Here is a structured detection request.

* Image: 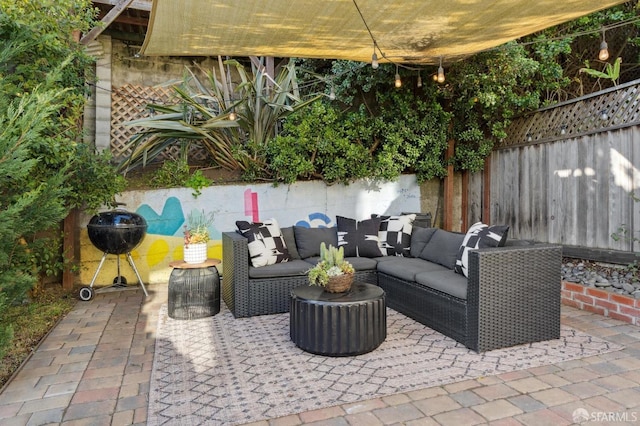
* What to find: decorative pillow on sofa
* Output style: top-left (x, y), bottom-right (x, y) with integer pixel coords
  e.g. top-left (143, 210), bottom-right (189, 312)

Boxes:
top-left (336, 216), bottom-right (382, 257)
top-left (236, 218), bottom-right (291, 268)
top-left (373, 214), bottom-right (416, 256)
top-left (454, 222), bottom-right (510, 277)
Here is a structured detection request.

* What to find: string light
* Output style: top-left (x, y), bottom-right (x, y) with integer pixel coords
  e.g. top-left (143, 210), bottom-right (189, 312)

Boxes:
top-left (598, 28), bottom-right (609, 61)
top-left (329, 85), bottom-right (336, 100)
top-left (395, 65), bottom-right (402, 88)
top-left (437, 57), bottom-right (445, 83)
top-left (229, 109), bottom-right (237, 120)
top-left (372, 51), bottom-right (379, 69)
top-left (417, 73), bottom-right (422, 88)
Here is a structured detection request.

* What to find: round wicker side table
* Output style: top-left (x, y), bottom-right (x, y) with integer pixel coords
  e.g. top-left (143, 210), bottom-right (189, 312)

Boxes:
top-left (168, 258), bottom-right (221, 320)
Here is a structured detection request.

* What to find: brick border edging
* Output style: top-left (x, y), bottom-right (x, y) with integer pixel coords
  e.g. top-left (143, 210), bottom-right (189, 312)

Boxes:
top-left (562, 281), bottom-right (640, 325)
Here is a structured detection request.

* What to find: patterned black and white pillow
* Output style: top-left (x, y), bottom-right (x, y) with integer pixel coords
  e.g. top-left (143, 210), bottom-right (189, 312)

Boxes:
top-left (454, 222), bottom-right (509, 277)
top-left (236, 218), bottom-right (291, 268)
top-left (336, 216), bottom-right (382, 258)
top-left (373, 214), bottom-right (416, 256)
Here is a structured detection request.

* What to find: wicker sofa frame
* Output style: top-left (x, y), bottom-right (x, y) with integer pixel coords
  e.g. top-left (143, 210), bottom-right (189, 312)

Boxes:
top-left (377, 244), bottom-right (562, 352)
top-left (222, 231), bottom-right (377, 318)
top-left (222, 230), bottom-right (562, 352)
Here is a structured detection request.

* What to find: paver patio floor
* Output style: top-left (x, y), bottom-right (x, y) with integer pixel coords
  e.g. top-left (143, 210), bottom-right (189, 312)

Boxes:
top-left (1, 284), bottom-right (640, 425)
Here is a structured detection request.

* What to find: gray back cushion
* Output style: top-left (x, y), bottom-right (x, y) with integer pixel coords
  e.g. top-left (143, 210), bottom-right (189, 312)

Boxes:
top-left (293, 226), bottom-right (338, 259)
top-left (419, 229), bottom-right (465, 270)
top-left (409, 227), bottom-right (438, 258)
top-left (280, 226), bottom-right (300, 260)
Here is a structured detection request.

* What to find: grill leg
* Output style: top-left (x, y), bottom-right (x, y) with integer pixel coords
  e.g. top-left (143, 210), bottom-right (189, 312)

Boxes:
top-left (88, 252), bottom-right (109, 288)
top-left (126, 252), bottom-right (148, 297)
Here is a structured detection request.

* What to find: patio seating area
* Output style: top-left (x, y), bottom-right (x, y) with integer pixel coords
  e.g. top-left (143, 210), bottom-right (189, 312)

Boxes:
top-left (1, 285), bottom-right (640, 425)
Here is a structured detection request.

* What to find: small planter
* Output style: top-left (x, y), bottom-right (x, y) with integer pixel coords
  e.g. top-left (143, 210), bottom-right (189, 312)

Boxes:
top-left (325, 273), bottom-right (354, 293)
top-left (183, 242), bottom-right (208, 264)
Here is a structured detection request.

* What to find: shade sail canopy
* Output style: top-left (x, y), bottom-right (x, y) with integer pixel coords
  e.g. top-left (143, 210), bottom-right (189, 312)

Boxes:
top-left (140, 0), bottom-right (625, 65)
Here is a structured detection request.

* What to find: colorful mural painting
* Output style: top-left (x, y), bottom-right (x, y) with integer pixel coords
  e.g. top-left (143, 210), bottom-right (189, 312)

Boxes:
top-left (79, 175), bottom-right (422, 286)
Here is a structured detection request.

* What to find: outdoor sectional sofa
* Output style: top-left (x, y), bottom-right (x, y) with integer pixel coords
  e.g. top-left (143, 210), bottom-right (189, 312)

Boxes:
top-left (222, 219), bottom-right (562, 352)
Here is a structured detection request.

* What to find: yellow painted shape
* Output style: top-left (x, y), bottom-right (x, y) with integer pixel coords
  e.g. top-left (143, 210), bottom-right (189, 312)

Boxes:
top-left (147, 239), bottom-right (170, 267)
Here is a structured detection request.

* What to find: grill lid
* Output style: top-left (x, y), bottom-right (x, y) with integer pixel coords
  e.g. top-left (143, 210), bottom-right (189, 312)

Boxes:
top-left (87, 209), bottom-right (147, 254)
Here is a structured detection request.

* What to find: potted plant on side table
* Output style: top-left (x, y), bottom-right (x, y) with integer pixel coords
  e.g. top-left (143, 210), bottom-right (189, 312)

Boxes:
top-left (183, 210), bottom-right (215, 264)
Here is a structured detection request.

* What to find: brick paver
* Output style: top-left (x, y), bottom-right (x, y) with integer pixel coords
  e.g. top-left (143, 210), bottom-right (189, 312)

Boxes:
top-left (1, 286), bottom-right (639, 426)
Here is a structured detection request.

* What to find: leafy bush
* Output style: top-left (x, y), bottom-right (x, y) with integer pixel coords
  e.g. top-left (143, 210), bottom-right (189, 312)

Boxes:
top-left (267, 62), bottom-right (451, 184)
top-left (0, 0), bottom-right (124, 358)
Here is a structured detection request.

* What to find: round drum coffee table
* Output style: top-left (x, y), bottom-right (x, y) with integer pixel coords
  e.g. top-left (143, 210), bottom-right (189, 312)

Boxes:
top-left (290, 282), bottom-right (386, 356)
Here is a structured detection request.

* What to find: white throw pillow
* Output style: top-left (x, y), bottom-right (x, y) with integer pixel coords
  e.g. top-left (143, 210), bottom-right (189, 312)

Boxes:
top-left (236, 218), bottom-right (291, 267)
top-left (454, 222), bottom-right (509, 277)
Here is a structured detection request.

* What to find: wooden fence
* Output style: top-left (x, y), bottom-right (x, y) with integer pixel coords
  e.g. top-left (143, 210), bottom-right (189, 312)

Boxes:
top-left (469, 79), bottom-right (640, 254)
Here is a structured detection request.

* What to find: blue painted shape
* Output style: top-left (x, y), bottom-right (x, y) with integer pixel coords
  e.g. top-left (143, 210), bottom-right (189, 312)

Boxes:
top-left (295, 212), bottom-right (333, 228)
top-left (136, 196), bottom-right (185, 236)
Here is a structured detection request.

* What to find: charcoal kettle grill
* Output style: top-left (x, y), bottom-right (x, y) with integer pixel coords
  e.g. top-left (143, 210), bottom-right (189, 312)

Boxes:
top-left (79, 207), bottom-right (149, 301)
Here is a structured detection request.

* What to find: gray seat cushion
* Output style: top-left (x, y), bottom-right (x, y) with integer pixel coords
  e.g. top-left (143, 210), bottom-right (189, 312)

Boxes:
top-left (345, 256), bottom-right (378, 271)
top-left (248, 259), bottom-right (311, 278)
top-left (415, 269), bottom-right (468, 300)
top-left (377, 258), bottom-right (450, 282)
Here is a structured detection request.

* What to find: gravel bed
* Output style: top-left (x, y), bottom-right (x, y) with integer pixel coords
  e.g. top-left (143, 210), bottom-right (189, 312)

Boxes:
top-left (562, 257), bottom-right (640, 299)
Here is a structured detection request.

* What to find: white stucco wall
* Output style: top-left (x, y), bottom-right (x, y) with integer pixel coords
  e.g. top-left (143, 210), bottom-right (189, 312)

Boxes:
top-left (79, 175), bottom-right (424, 286)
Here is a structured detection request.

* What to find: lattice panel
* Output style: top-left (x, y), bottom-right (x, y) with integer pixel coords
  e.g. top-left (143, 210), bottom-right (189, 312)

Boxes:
top-left (110, 84), bottom-right (209, 163)
top-left (499, 79), bottom-right (640, 149)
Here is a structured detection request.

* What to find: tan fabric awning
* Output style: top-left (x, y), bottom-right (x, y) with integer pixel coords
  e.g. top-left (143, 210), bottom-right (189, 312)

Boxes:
top-left (140, 0), bottom-right (625, 65)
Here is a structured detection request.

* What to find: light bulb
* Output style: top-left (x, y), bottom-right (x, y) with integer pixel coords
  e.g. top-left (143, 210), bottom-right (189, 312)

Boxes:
top-left (395, 73), bottom-right (402, 88)
top-left (372, 52), bottom-right (379, 69)
top-left (329, 86), bottom-right (336, 100)
top-left (437, 65), bottom-right (445, 83)
top-left (229, 110), bottom-right (237, 121)
top-left (417, 74), bottom-right (422, 88)
top-left (598, 40), bottom-right (609, 61)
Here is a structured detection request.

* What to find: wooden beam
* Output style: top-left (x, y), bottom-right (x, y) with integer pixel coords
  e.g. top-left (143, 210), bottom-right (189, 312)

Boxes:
top-left (482, 156), bottom-right (491, 224)
top-left (461, 170), bottom-right (468, 231)
top-left (443, 138), bottom-right (455, 231)
top-left (98, 14), bottom-right (148, 27)
top-left (563, 245), bottom-right (640, 265)
top-left (100, 30), bottom-right (146, 43)
top-left (62, 209), bottom-right (78, 291)
top-left (82, 0), bottom-right (135, 45)
top-left (92, 0), bottom-right (151, 12)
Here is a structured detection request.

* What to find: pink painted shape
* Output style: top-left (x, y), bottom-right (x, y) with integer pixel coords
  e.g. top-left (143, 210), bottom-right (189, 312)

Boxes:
top-left (244, 189), bottom-right (259, 222)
